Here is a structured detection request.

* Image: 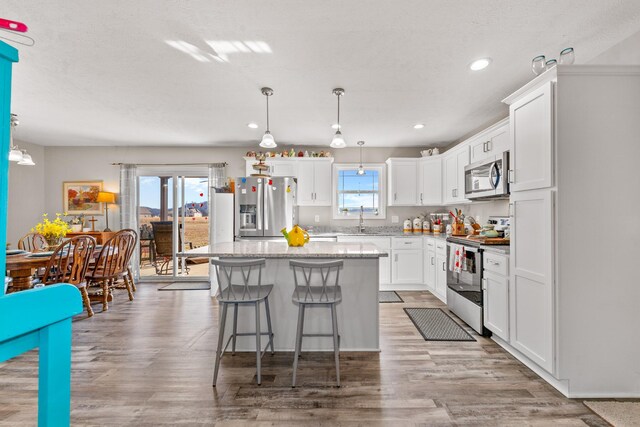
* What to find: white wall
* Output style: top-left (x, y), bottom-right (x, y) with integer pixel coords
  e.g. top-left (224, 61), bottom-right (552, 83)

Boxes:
top-left (589, 29), bottom-right (640, 65)
top-left (6, 140), bottom-right (45, 247)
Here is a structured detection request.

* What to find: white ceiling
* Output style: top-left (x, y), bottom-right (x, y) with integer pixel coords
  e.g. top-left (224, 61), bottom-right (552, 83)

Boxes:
top-left (4, 1), bottom-right (640, 148)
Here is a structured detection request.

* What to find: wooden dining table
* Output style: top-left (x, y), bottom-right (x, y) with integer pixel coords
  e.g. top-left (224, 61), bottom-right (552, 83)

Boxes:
top-left (5, 253), bottom-right (51, 291)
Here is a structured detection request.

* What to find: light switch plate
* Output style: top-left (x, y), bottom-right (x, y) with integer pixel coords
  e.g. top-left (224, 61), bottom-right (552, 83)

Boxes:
top-left (391, 215), bottom-right (399, 223)
top-left (314, 215), bottom-right (320, 223)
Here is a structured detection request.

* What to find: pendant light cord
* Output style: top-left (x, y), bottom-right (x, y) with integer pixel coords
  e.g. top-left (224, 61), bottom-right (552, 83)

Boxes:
top-left (266, 94), bottom-right (270, 132)
top-left (337, 94), bottom-right (340, 128)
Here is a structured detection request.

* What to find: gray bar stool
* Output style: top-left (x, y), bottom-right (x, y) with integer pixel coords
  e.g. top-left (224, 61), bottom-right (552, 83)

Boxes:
top-left (211, 258), bottom-right (274, 386)
top-left (289, 259), bottom-right (343, 388)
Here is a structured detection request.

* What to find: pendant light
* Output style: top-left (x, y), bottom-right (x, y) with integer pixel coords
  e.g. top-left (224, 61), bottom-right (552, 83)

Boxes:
top-left (330, 88), bottom-right (346, 148)
top-left (8, 113), bottom-right (23, 162)
top-left (18, 150), bottom-right (35, 166)
top-left (259, 87), bottom-right (276, 148)
top-left (356, 140), bottom-right (365, 175)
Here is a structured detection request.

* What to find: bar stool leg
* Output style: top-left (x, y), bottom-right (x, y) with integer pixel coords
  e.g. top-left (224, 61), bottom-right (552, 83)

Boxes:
top-left (213, 303), bottom-right (228, 387)
top-left (232, 303), bottom-right (238, 355)
top-left (264, 298), bottom-right (275, 355)
top-left (292, 304), bottom-right (305, 388)
top-left (331, 304), bottom-right (340, 387)
top-left (255, 301), bottom-right (262, 385)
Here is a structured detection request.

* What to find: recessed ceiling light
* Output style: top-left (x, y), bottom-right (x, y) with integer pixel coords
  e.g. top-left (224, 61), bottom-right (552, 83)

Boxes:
top-left (413, 124), bottom-right (425, 129)
top-left (247, 122), bottom-right (258, 129)
top-left (470, 58), bottom-right (492, 71)
top-left (331, 123), bottom-right (341, 130)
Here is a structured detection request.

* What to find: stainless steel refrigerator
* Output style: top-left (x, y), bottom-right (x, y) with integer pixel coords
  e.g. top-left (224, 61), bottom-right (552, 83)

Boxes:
top-left (235, 176), bottom-right (297, 238)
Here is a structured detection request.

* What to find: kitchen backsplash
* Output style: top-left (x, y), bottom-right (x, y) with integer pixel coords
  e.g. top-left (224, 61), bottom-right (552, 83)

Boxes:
top-left (298, 199), bottom-right (509, 229)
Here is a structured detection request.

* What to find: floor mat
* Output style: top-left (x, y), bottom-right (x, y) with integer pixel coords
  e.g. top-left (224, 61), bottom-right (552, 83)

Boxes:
top-left (404, 308), bottom-right (475, 341)
top-left (584, 401), bottom-right (640, 426)
top-left (379, 291), bottom-right (404, 303)
top-left (158, 282), bottom-right (211, 291)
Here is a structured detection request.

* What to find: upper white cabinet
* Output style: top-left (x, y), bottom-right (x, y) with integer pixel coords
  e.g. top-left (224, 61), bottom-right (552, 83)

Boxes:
top-left (418, 157), bottom-right (442, 205)
top-left (506, 81), bottom-right (554, 192)
top-left (296, 159), bottom-right (333, 206)
top-left (469, 119), bottom-right (510, 164)
top-left (267, 159), bottom-right (298, 177)
top-left (443, 145), bottom-right (470, 205)
top-left (386, 158), bottom-right (418, 206)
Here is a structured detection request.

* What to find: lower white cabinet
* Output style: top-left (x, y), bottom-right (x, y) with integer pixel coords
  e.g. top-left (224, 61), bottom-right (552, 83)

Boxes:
top-left (392, 249), bottom-right (423, 284)
top-left (435, 246), bottom-right (447, 302)
top-left (424, 237), bottom-right (447, 302)
top-left (424, 242), bottom-right (436, 292)
top-left (483, 251), bottom-right (510, 341)
top-left (336, 236), bottom-right (390, 286)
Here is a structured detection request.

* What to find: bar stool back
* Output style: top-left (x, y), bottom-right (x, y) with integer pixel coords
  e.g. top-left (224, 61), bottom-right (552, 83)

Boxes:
top-left (289, 259), bottom-right (343, 387)
top-left (211, 258), bottom-right (274, 386)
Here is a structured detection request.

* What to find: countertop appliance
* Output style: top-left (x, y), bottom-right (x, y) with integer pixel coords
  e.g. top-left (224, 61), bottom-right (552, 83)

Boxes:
top-left (464, 151), bottom-right (509, 200)
top-left (446, 216), bottom-right (510, 336)
top-left (235, 176), bottom-right (297, 238)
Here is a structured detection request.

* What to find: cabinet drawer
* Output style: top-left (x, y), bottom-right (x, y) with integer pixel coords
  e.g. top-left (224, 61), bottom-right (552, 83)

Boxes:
top-left (392, 237), bottom-right (423, 250)
top-left (435, 240), bottom-right (446, 254)
top-left (484, 252), bottom-right (508, 276)
top-left (425, 237), bottom-right (435, 248)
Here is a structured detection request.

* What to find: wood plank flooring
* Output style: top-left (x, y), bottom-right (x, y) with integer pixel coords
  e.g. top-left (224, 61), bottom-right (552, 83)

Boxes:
top-left (0, 285), bottom-right (607, 426)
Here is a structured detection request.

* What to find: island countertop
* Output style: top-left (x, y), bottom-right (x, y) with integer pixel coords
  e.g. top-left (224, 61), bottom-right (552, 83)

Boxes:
top-left (178, 241), bottom-right (389, 259)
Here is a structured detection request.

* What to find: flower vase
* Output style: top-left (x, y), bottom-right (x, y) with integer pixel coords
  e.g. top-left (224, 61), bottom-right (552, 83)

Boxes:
top-left (71, 224), bottom-right (83, 232)
top-left (45, 237), bottom-right (62, 250)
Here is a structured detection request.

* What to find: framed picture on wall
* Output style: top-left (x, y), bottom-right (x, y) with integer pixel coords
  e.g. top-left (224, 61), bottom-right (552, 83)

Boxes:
top-left (63, 181), bottom-right (104, 215)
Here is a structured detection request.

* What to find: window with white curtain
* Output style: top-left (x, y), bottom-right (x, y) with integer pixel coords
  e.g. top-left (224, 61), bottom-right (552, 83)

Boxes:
top-left (333, 164), bottom-right (386, 219)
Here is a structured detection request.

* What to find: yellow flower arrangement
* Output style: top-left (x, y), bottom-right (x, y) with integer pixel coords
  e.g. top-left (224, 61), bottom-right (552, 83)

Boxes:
top-left (32, 213), bottom-right (71, 241)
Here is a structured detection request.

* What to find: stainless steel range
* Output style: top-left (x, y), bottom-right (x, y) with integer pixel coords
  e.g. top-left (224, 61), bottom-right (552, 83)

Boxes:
top-left (445, 217), bottom-right (509, 336)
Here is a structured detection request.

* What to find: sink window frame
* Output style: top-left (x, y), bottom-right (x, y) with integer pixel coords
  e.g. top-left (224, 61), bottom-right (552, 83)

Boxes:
top-left (332, 163), bottom-right (386, 220)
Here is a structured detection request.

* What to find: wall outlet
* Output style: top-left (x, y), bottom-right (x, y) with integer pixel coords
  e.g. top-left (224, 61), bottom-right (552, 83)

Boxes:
top-left (391, 215), bottom-right (399, 223)
top-left (314, 215), bottom-right (320, 223)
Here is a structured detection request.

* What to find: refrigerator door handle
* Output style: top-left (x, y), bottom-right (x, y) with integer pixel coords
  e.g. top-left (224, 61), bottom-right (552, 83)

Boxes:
top-left (256, 183), bottom-right (262, 231)
top-left (263, 182), bottom-right (269, 231)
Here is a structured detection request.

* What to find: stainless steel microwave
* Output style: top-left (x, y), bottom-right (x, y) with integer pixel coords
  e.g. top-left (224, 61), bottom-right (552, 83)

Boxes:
top-left (464, 151), bottom-right (509, 200)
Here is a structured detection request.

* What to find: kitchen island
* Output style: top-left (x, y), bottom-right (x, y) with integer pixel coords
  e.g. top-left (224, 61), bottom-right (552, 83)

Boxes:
top-left (179, 241), bottom-right (388, 351)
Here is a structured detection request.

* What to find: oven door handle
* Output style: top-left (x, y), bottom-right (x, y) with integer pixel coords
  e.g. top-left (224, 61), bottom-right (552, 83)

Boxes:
top-left (489, 161), bottom-right (499, 190)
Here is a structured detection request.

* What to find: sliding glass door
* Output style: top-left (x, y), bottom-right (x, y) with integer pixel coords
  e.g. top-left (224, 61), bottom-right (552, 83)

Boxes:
top-left (137, 169), bottom-right (210, 281)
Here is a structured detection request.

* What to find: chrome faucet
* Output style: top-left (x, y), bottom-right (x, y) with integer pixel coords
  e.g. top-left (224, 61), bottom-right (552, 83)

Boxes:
top-left (359, 205), bottom-right (365, 233)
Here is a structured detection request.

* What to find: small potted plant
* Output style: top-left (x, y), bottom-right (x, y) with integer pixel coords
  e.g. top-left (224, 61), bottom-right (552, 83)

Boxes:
top-left (67, 213), bottom-right (85, 232)
top-left (32, 213), bottom-right (71, 249)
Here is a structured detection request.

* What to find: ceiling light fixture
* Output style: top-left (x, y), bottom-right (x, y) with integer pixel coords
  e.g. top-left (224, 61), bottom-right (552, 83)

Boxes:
top-left (247, 122), bottom-right (258, 129)
top-left (470, 58), bottom-right (491, 71)
top-left (331, 123), bottom-right (341, 130)
top-left (18, 151), bottom-right (35, 166)
top-left (413, 123), bottom-right (425, 129)
top-left (8, 113), bottom-right (32, 164)
top-left (357, 141), bottom-right (366, 175)
top-left (259, 87), bottom-right (277, 148)
top-left (330, 88), bottom-right (346, 148)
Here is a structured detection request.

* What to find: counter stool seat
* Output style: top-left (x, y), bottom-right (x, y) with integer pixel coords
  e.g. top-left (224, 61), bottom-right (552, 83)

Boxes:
top-left (211, 258), bottom-right (274, 387)
top-left (289, 259), bottom-right (343, 388)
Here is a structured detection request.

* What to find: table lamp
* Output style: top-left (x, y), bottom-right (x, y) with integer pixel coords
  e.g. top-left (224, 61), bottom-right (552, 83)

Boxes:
top-left (96, 191), bottom-right (116, 232)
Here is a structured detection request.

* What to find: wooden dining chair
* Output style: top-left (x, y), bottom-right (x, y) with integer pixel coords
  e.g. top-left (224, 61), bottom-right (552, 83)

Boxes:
top-left (151, 221), bottom-right (190, 275)
top-left (113, 229), bottom-right (138, 294)
top-left (41, 235), bottom-right (97, 317)
top-left (17, 232), bottom-right (47, 253)
top-left (86, 229), bottom-right (137, 312)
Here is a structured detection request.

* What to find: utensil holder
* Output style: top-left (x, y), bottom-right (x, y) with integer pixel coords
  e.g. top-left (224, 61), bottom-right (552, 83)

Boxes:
top-left (452, 222), bottom-right (466, 236)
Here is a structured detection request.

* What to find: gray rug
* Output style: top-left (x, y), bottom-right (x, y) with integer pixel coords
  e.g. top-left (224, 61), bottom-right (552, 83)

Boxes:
top-left (404, 308), bottom-right (475, 341)
top-left (584, 401), bottom-right (640, 426)
top-left (379, 291), bottom-right (404, 303)
top-left (158, 282), bottom-right (211, 291)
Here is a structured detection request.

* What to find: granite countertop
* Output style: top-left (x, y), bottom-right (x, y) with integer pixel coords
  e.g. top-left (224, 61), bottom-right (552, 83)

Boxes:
top-left (178, 241), bottom-right (389, 259)
top-left (306, 226), bottom-right (449, 239)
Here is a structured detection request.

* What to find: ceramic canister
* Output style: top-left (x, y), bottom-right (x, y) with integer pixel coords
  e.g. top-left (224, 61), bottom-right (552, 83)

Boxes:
top-left (403, 219), bottom-right (413, 233)
top-left (413, 217), bottom-right (423, 233)
top-left (422, 220), bottom-right (431, 234)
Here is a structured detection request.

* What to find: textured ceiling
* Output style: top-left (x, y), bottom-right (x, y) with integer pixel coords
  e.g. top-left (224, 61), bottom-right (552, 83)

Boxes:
top-left (3, 0), bottom-right (640, 147)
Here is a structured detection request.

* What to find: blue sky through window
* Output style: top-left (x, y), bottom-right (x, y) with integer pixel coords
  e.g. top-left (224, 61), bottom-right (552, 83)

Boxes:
top-left (337, 169), bottom-right (380, 214)
top-left (139, 176), bottom-right (208, 210)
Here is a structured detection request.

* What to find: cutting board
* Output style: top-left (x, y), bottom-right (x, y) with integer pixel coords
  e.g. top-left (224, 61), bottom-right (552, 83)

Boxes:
top-left (465, 235), bottom-right (510, 245)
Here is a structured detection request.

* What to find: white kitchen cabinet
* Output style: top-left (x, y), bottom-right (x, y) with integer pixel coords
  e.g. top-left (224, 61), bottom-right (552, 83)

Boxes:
top-left (483, 252), bottom-right (510, 341)
top-left (267, 159), bottom-right (298, 177)
top-left (424, 238), bottom-right (436, 292)
top-left (336, 236), bottom-right (391, 287)
top-left (509, 189), bottom-right (554, 373)
top-left (435, 248), bottom-right (447, 302)
top-left (391, 237), bottom-right (423, 286)
top-left (443, 145), bottom-right (470, 204)
top-left (418, 157), bottom-right (442, 206)
top-left (469, 120), bottom-right (510, 164)
top-left (295, 159), bottom-right (333, 206)
top-left (386, 158), bottom-right (418, 206)
top-left (508, 81), bottom-right (554, 192)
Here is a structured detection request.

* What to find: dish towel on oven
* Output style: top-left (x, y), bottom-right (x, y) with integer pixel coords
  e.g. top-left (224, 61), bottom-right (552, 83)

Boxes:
top-left (449, 244), bottom-right (466, 273)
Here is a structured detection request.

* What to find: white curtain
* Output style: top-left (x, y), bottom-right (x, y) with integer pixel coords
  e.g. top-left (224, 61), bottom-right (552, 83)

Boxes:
top-left (208, 163), bottom-right (227, 295)
top-left (120, 164), bottom-right (139, 281)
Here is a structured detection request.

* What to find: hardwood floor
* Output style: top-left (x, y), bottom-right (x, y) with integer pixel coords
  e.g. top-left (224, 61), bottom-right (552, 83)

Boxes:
top-left (0, 285), bottom-right (607, 426)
